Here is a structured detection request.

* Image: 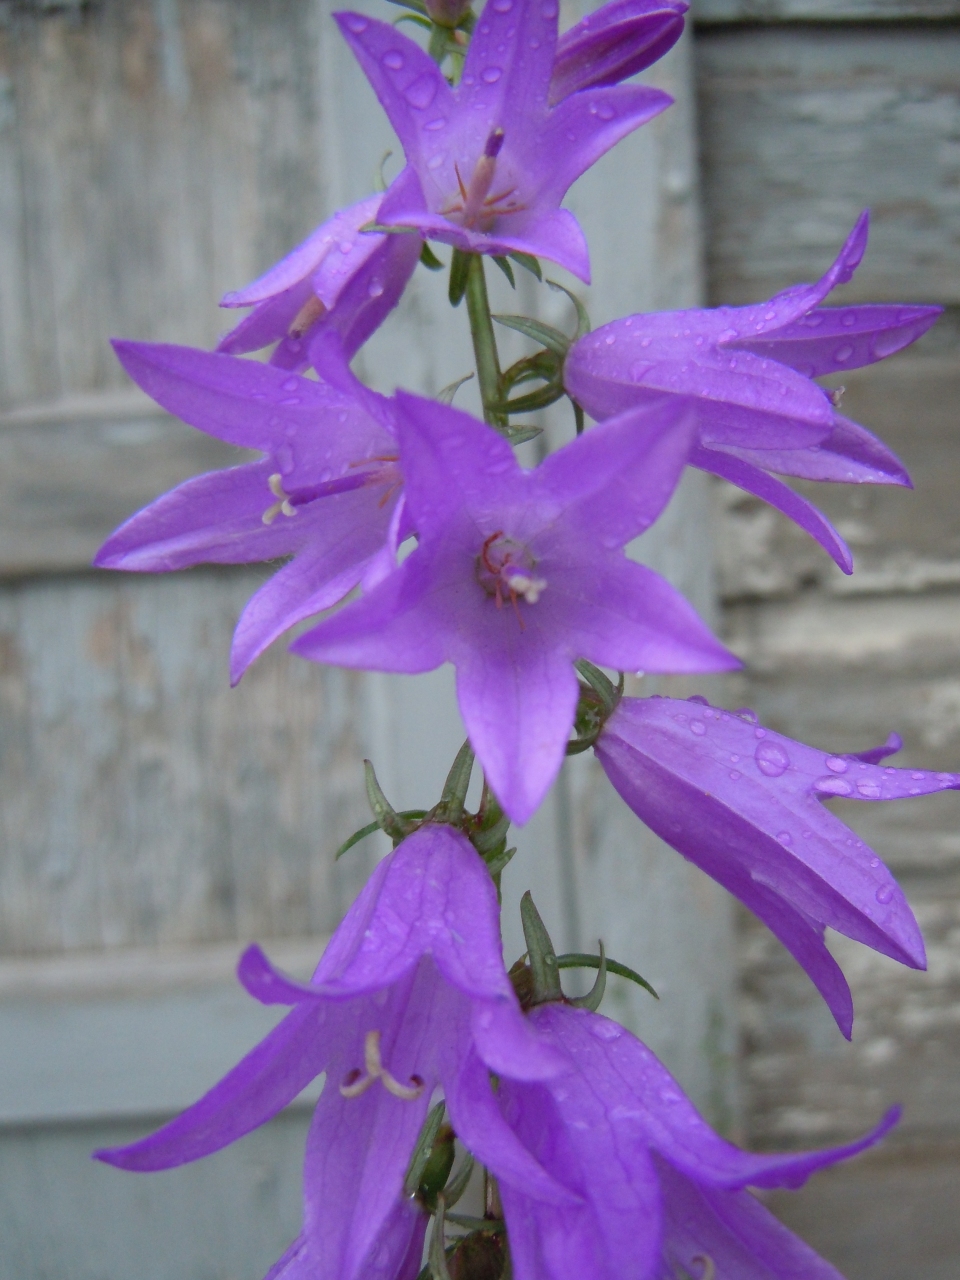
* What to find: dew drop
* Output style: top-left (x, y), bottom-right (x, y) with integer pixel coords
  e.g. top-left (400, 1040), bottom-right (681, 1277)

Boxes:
top-left (339, 239), bottom-right (354, 254)
top-left (344, 13), bottom-right (368, 31)
top-left (834, 344), bottom-right (854, 362)
top-left (911, 772), bottom-right (925, 781)
top-left (764, 310), bottom-right (776, 321)
top-left (755, 727), bottom-right (767, 739)
top-left (481, 65), bottom-right (503, 84)
top-left (805, 312), bottom-right (823, 328)
top-left (604, 334), bottom-right (616, 345)
top-left (842, 312), bottom-right (856, 327)
top-left (382, 50), bottom-right (405, 70)
top-left (857, 781), bottom-right (882, 798)
top-left (687, 694), bottom-right (709, 705)
top-left (591, 100), bottom-right (615, 120)
top-left (590, 1019), bottom-right (621, 1041)
top-left (825, 756), bottom-right (849, 774)
top-left (802, 830), bottom-right (813, 839)
top-left (870, 857), bottom-right (881, 868)
top-left (729, 770), bottom-right (741, 780)
top-left (280, 396), bottom-right (301, 406)
top-left (814, 776), bottom-right (853, 796)
top-left (777, 830), bottom-right (793, 844)
top-left (425, 116), bottom-right (447, 131)
top-left (735, 707), bottom-right (758, 724)
top-left (755, 741), bottom-right (789, 777)
top-left (404, 74), bottom-right (438, 110)
top-left (282, 377), bottom-right (299, 392)
top-left (275, 443), bottom-right (294, 474)
top-left (691, 720), bottom-right (706, 736)
top-left (368, 279), bottom-right (384, 298)
top-left (875, 884), bottom-right (894, 905)
top-left (427, 153), bottom-right (446, 170)
top-left (730, 754), bottom-right (740, 763)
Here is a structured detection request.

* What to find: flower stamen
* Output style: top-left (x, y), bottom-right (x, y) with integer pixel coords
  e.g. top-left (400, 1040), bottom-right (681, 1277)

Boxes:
top-left (477, 532), bottom-right (546, 627)
top-left (262, 473), bottom-right (298, 525)
top-left (441, 130), bottom-right (526, 229)
top-left (288, 293), bottom-right (327, 339)
top-left (339, 1029), bottom-right (425, 1101)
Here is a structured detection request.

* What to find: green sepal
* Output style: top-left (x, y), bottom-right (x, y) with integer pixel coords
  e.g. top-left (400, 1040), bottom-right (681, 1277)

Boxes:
top-left (383, 0), bottom-right (429, 13)
top-left (546, 279), bottom-right (591, 339)
top-left (359, 220), bottom-right (420, 236)
top-left (437, 372), bottom-right (474, 405)
top-left (420, 242), bottom-right (446, 271)
top-left (449, 248), bottom-right (472, 307)
top-left (520, 891), bottom-right (562, 1005)
top-left (404, 1101), bottom-right (448, 1196)
top-left (503, 423), bottom-right (542, 445)
top-left (397, 12), bottom-right (433, 29)
top-left (496, 381), bottom-right (565, 416)
top-left (484, 845), bottom-right (516, 878)
top-left (429, 1196), bottom-right (453, 1280)
top-left (418, 1131), bottom-right (456, 1210)
top-left (443, 1153), bottom-right (475, 1209)
top-left (573, 399), bottom-right (585, 436)
top-left (428, 23), bottom-right (450, 62)
top-left (335, 811), bottom-right (428, 860)
top-left (502, 349), bottom-right (561, 390)
top-left (492, 256), bottom-right (516, 289)
top-left (508, 251), bottom-right (542, 281)
top-left (569, 941), bottom-right (607, 1011)
top-left (556, 951), bottom-right (658, 1000)
top-left (446, 1215), bottom-right (506, 1234)
top-left (438, 740), bottom-right (475, 825)
top-left (492, 313), bottom-right (570, 357)
top-left (574, 660), bottom-right (622, 715)
top-left (472, 813), bottom-right (509, 858)
top-left (364, 759), bottom-right (415, 844)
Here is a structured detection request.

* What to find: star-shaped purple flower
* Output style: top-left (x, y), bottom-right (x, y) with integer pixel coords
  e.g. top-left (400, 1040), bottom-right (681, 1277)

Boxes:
top-left (94, 341), bottom-right (407, 683)
top-left (292, 394), bottom-right (738, 824)
top-left (595, 694), bottom-right (960, 1035)
top-left (96, 825), bottom-right (572, 1280)
top-left (564, 212), bottom-right (942, 570)
top-left (498, 1001), bottom-right (898, 1280)
top-left (334, 0), bottom-right (673, 281)
top-left (217, 187), bottom-right (422, 373)
top-left (550, 0), bottom-right (687, 104)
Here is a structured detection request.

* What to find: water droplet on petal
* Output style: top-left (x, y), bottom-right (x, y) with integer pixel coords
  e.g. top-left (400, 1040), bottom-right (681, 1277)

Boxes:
top-left (282, 377), bottom-right (299, 392)
top-left (383, 50), bottom-right (405, 70)
top-left (842, 312), bottom-right (856, 327)
top-left (427, 153), bottom-right (446, 170)
top-left (425, 116), bottom-right (447, 131)
top-left (344, 13), bottom-right (368, 31)
top-left (857, 781), bottom-right (882, 798)
top-left (755, 727), bottom-right (766, 739)
top-left (691, 720), bottom-right (706, 736)
top-left (729, 770), bottom-right (741, 780)
top-left (275, 443), bottom-right (294, 474)
top-left (481, 65), bottom-right (503, 84)
top-left (870, 857), bottom-right (881, 868)
top-left (405, 74), bottom-right (438, 110)
top-left (876, 884), bottom-right (894, 905)
top-left (687, 694), bottom-right (709, 706)
top-left (368, 279), bottom-right (384, 298)
top-left (815, 776), bottom-right (853, 796)
top-left (280, 396), bottom-right (301, 406)
top-left (590, 1019), bottom-right (621, 1041)
top-left (834, 344), bottom-right (854, 362)
top-left (735, 707), bottom-right (758, 724)
top-left (755, 740), bottom-right (789, 777)
top-left (777, 830), bottom-right (793, 844)
top-left (825, 756), bottom-right (849, 774)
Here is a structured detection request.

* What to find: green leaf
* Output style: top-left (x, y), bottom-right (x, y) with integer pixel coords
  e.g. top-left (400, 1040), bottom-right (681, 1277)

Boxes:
top-left (396, 12), bottom-right (433, 29)
top-left (420, 242), bottom-right (446, 271)
top-left (492, 313), bottom-right (570, 356)
top-left (335, 810), bottom-right (428, 859)
top-left (403, 1102), bottom-right (447, 1196)
top-left (364, 760), bottom-right (415, 843)
top-left (429, 1198), bottom-right (452, 1280)
top-left (508, 251), bottom-right (542, 281)
top-left (569, 941), bottom-right (607, 1012)
top-left (443, 1154), bottom-right (475, 1209)
top-left (498, 382), bottom-right (565, 416)
top-left (556, 951), bottom-right (658, 1000)
top-left (492, 256), bottom-right (516, 289)
top-left (546, 279), bottom-right (591, 339)
top-left (436, 372), bottom-right (474, 406)
top-left (573, 398), bottom-right (585, 436)
top-left (520, 891), bottom-right (562, 1004)
top-left (449, 248), bottom-right (471, 307)
top-left (439, 740), bottom-right (475, 824)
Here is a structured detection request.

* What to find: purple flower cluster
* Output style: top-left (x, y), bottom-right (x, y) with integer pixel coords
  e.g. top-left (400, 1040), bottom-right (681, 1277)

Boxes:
top-left (93, 0), bottom-right (949, 1276)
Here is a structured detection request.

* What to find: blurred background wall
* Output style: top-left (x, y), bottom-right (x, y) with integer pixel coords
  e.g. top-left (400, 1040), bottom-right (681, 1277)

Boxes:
top-left (0, 0), bottom-right (956, 1277)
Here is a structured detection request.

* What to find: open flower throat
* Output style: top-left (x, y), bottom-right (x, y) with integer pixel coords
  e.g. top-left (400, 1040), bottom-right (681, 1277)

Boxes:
top-left (441, 129), bottom-right (524, 231)
top-left (476, 531), bottom-right (547, 612)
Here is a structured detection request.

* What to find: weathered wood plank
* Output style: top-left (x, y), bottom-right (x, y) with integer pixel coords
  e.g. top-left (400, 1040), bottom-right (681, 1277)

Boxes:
top-left (695, 25), bottom-right (960, 305)
top-left (694, 0), bottom-right (960, 20)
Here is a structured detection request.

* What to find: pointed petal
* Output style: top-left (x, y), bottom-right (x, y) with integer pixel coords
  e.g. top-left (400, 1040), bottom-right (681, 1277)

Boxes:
top-left (852, 731), bottom-right (903, 764)
top-left (715, 414), bottom-right (912, 487)
top-left (217, 279), bottom-right (314, 358)
top-left (533, 84), bottom-right (673, 204)
top-left (334, 13), bottom-right (453, 165)
top-left (551, 1), bottom-right (687, 102)
top-left (694, 444), bottom-right (854, 573)
top-left (657, 1159), bottom-right (848, 1279)
top-left (459, 0), bottom-right (557, 129)
top-left (111, 341), bottom-right (359, 450)
top-left (93, 463), bottom-right (305, 571)
top-left (732, 302), bottom-right (942, 377)
top-left (93, 1002), bottom-right (329, 1170)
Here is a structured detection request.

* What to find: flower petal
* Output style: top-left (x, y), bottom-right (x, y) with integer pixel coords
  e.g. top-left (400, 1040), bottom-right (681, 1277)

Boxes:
top-left (550, 0), bottom-right (687, 103)
top-left (713, 414), bottom-right (912, 487)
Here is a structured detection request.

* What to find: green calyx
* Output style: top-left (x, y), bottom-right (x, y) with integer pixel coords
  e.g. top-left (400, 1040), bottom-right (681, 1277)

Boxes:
top-left (566, 661), bottom-right (624, 755)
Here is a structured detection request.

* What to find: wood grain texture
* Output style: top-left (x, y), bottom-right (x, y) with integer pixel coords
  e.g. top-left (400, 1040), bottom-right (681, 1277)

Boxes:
top-left (695, 25), bottom-right (960, 305)
top-left (694, 0), bottom-right (960, 20)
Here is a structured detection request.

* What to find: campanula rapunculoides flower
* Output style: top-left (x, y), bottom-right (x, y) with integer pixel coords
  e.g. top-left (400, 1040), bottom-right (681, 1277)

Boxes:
top-left (94, 341), bottom-right (407, 683)
top-left (292, 393), bottom-right (739, 825)
top-left (594, 694), bottom-right (960, 1034)
top-left (96, 826), bottom-right (572, 1280)
top-left (498, 1000), bottom-right (898, 1280)
top-left (549, 0), bottom-right (687, 104)
top-left (217, 188), bottom-right (422, 373)
top-left (564, 212), bottom-right (941, 570)
top-left (334, 0), bottom-right (673, 282)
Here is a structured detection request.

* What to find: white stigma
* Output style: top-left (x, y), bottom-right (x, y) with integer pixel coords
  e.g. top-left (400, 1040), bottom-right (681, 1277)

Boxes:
top-left (504, 567), bottom-right (547, 604)
top-left (262, 473), bottom-right (298, 525)
top-left (339, 1029), bottom-right (425, 1101)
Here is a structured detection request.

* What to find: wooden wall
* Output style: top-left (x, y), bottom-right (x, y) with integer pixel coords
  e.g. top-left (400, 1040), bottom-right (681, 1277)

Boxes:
top-left (695, 3), bottom-right (960, 1276)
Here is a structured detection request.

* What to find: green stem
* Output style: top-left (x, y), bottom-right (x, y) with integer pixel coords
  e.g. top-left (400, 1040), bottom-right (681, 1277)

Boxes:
top-left (464, 254), bottom-right (507, 431)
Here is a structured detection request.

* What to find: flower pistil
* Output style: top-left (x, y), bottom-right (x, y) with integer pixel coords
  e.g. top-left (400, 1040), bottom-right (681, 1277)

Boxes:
top-left (339, 1029), bottom-right (426, 1101)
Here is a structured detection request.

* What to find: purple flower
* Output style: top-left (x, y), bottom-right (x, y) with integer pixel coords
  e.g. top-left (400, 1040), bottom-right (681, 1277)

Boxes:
top-left (94, 341), bottom-right (407, 683)
top-left (550, 0), bottom-right (687, 104)
top-left (334, 1), bottom-right (673, 281)
top-left (594, 694), bottom-right (960, 1035)
top-left (96, 825), bottom-right (572, 1280)
top-left (564, 212), bottom-right (941, 570)
top-left (291, 394), bottom-right (738, 825)
top-left (498, 1001), bottom-right (898, 1280)
top-left (217, 188), bottom-right (421, 373)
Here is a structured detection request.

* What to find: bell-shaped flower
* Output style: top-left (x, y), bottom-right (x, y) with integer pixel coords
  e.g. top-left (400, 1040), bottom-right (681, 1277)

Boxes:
top-left (595, 694), bottom-right (960, 1035)
top-left (292, 394), bottom-right (738, 825)
top-left (217, 188), bottom-right (422, 373)
top-left (550, 0), bottom-right (687, 104)
top-left (96, 825), bottom-right (572, 1280)
top-left (94, 341), bottom-right (407, 683)
top-left (334, 0), bottom-right (673, 281)
top-left (498, 1000), bottom-right (898, 1280)
top-left (564, 212), bottom-right (941, 570)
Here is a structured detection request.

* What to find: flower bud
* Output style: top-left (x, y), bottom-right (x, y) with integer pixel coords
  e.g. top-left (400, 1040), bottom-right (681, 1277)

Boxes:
top-left (425, 0), bottom-right (472, 28)
top-left (550, 0), bottom-right (687, 104)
